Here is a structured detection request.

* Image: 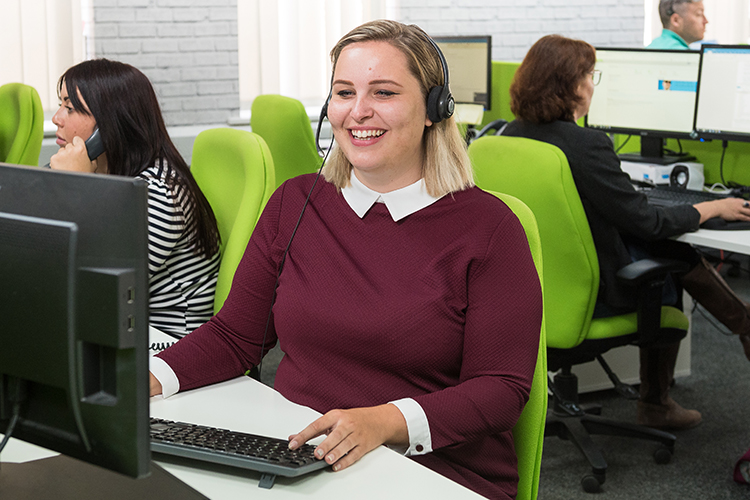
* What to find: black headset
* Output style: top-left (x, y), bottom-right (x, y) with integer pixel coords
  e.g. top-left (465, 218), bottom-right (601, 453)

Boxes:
top-left (425, 36), bottom-right (455, 124)
top-left (315, 32), bottom-right (454, 155)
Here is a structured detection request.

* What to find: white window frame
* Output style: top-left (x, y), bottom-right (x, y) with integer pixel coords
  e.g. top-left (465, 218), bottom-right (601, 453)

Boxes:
top-left (0, 0), bottom-right (92, 115)
top-left (237, 0), bottom-right (395, 120)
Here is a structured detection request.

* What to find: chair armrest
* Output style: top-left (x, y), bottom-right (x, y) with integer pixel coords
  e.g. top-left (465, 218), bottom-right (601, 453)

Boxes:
top-left (615, 258), bottom-right (690, 285)
top-left (616, 258), bottom-right (690, 347)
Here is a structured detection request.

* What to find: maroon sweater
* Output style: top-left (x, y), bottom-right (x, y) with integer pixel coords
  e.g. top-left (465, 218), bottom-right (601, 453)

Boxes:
top-left (157, 174), bottom-right (542, 499)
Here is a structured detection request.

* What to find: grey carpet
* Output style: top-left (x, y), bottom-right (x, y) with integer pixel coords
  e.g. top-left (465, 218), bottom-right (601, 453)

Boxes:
top-left (539, 257), bottom-right (750, 499)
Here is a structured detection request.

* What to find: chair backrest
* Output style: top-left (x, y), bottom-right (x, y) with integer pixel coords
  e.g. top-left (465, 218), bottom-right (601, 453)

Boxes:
top-left (0, 83), bottom-right (44, 166)
top-left (250, 94), bottom-right (323, 188)
top-left (477, 61), bottom-right (520, 129)
top-left (469, 136), bottom-right (599, 350)
top-left (488, 191), bottom-right (547, 500)
top-left (191, 129), bottom-right (276, 313)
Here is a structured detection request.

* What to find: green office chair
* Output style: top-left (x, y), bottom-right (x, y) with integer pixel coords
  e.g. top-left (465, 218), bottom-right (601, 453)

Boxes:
top-left (250, 94), bottom-right (323, 188)
top-left (190, 128), bottom-right (276, 314)
top-left (488, 191), bottom-right (547, 500)
top-left (476, 61), bottom-right (520, 130)
top-left (469, 136), bottom-right (690, 493)
top-left (0, 83), bottom-right (44, 166)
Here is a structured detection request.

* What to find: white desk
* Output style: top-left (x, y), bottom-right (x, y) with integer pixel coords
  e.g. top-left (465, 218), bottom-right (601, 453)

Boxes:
top-left (2, 377), bottom-right (482, 499)
top-left (675, 228), bottom-right (750, 255)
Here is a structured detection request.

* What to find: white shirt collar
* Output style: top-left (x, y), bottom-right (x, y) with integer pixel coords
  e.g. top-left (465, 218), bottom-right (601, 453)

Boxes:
top-left (341, 172), bottom-right (443, 222)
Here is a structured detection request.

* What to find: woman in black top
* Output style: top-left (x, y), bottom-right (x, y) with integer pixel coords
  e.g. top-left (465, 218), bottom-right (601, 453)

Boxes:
top-left (503, 34), bottom-right (750, 430)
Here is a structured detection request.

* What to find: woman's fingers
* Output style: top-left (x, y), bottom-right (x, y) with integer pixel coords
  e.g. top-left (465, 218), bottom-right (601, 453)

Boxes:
top-left (288, 405), bottom-right (408, 472)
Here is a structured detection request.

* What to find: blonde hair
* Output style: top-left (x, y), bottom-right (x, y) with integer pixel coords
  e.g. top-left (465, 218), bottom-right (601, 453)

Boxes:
top-left (322, 20), bottom-right (474, 197)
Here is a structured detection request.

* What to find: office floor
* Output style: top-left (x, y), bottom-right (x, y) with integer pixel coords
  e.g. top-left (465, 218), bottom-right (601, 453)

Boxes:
top-left (259, 255), bottom-right (750, 499)
top-left (539, 257), bottom-right (750, 499)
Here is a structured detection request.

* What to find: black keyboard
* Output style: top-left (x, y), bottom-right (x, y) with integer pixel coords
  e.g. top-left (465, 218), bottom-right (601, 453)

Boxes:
top-left (645, 185), bottom-right (729, 207)
top-left (644, 186), bottom-right (750, 230)
top-left (150, 417), bottom-right (329, 489)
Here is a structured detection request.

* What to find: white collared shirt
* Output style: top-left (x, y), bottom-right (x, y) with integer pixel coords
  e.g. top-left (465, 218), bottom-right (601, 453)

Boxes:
top-left (342, 171), bottom-right (443, 221)
top-left (151, 173), bottom-right (440, 456)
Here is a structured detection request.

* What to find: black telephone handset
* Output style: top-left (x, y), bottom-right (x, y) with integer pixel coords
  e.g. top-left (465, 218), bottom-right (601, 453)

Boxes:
top-left (84, 127), bottom-right (105, 161)
top-left (44, 128), bottom-right (105, 168)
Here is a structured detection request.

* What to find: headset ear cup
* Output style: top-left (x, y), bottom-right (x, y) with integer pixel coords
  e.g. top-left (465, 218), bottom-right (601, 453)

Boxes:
top-left (427, 85), bottom-right (444, 123)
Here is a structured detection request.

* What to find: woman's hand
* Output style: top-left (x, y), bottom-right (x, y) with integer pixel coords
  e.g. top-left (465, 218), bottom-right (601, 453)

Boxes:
top-left (288, 404), bottom-right (408, 472)
top-left (50, 136), bottom-right (96, 173)
top-left (694, 198), bottom-right (750, 224)
top-left (149, 372), bottom-right (163, 396)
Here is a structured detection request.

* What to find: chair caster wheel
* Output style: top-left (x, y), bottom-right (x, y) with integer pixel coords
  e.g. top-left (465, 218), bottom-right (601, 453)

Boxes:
top-left (581, 473), bottom-right (604, 493)
top-left (654, 445), bottom-right (672, 464)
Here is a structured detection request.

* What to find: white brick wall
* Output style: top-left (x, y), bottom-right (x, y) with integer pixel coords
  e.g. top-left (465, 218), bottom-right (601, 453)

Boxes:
top-left (91, 0), bottom-right (644, 127)
top-left (93, 0), bottom-right (239, 126)
top-left (395, 0), bottom-right (645, 61)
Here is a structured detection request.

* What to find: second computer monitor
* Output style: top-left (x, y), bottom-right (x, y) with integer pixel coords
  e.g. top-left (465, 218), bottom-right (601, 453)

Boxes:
top-left (586, 48), bottom-right (700, 164)
top-left (694, 45), bottom-right (750, 143)
top-left (432, 36), bottom-right (492, 110)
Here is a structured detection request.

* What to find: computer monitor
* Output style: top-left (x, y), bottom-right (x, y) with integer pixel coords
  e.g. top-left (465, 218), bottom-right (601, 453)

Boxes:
top-left (0, 164), bottom-right (150, 479)
top-left (585, 48), bottom-right (701, 164)
top-left (433, 36), bottom-right (492, 110)
top-left (694, 45), bottom-right (750, 143)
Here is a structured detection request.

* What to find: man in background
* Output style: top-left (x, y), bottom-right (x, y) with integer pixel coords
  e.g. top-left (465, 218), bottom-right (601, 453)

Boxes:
top-left (647, 0), bottom-right (708, 49)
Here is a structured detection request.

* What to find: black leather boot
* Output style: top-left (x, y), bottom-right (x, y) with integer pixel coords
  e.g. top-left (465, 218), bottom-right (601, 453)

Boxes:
top-left (679, 256), bottom-right (750, 361)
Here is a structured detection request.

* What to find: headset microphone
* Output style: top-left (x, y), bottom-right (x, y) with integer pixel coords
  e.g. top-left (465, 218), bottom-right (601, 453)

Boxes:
top-left (315, 90), bottom-right (331, 157)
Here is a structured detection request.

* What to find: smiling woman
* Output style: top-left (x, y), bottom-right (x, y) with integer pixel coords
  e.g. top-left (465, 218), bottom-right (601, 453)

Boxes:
top-left (151, 20), bottom-right (542, 500)
top-left (326, 40), bottom-right (431, 192)
top-left (322, 21), bottom-right (472, 198)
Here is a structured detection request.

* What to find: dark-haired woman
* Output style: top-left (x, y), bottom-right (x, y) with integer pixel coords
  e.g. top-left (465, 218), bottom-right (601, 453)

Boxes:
top-left (503, 34), bottom-right (750, 430)
top-left (50, 59), bottom-right (220, 338)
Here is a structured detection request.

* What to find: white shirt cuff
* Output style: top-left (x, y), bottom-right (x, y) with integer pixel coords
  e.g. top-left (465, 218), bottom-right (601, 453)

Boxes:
top-left (388, 398), bottom-right (432, 456)
top-left (150, 356), bottom-right (180, 398)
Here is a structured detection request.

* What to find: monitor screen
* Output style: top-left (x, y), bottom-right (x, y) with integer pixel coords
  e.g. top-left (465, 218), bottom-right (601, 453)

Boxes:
top-left (433, 36), bottom-right (492, 110)
top-left (694, 45), bottom-right (750, 142)
top-left (586, 48), bottom-right (700, 163)
top-left (0, 163), bottom-right (150, 479)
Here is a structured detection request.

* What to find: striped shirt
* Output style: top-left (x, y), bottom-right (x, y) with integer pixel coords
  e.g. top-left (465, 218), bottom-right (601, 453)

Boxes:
top-left (137, 162), bottom-right (220, 337)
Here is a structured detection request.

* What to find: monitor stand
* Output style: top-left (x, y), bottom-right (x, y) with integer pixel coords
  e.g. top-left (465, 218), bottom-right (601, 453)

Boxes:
top-left (0, 455), bottom-right (208, 500)
top-left (618, 136), bottom-right (695, 165)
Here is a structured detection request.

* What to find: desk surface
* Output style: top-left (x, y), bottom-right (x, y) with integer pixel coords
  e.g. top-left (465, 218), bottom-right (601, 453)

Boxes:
top-left (675, 228), bottom-right (750, 255)
top-left (2, 377), bottom-right (482, 499)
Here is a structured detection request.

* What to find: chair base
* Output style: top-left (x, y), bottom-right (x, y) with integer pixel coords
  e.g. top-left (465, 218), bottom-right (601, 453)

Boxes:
top-left (545, 407), bottom-right (675, 493)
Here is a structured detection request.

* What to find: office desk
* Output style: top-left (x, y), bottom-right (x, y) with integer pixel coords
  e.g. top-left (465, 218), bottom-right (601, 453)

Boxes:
top-left (2, 377), bottom-right (482, 499)
top-left (675, 228), bottom-right (750, 255)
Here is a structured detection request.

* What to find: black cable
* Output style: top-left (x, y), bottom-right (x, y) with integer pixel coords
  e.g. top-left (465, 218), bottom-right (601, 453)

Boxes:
top-left (615, 135), bottom-right (631, 154)
top-left (720, 140), bottom-right (728, 186)
top-left (664, 139), bottom-right (685, 156)
top-left (0, 378), bottom-right (26, 454)
top-left (255, 140), bottom-right (334, 382)
top-left (0, 403), bottom-right (21, 453)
